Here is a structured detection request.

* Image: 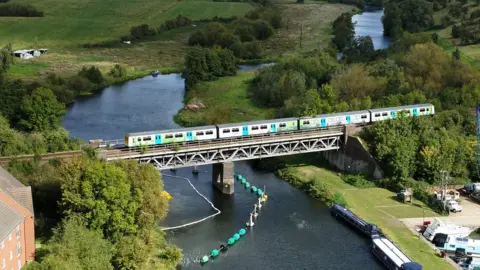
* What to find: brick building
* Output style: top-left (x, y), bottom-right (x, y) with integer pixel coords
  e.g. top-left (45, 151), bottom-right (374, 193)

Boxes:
top-left (0, 166), bottom-right (35, 270)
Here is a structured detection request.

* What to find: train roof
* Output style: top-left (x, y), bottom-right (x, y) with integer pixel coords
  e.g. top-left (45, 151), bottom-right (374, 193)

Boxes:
top-left (216, 117), bottom-right (298, 128)
top-left (316, 110), bottom-right (370, 118)
top-left (126, 125), bottom-right (217, 136)
top-left (369, 103), bottom-right (433, 112)
top-left (372, 236), bottom-right (412, 267)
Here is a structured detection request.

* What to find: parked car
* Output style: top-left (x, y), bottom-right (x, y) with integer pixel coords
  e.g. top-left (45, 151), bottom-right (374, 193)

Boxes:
top-left (397, 189), bottom-right (412, 203)
top-left (446, 200), bottom-right (462, 213)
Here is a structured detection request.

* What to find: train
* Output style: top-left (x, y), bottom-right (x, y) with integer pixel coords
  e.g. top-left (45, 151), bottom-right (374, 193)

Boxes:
top-left (124, 103), bottom-right (435, 147)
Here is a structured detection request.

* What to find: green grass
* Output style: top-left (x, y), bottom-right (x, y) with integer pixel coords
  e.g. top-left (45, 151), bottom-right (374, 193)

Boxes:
top-left (1, 0), bottom-right (253, 80)
top-left (174, 71), bottom-right (275, 126)
top-left (0, 0), bottom-right (253, 47)
top-left (283, 164), bottom-right (453, 270)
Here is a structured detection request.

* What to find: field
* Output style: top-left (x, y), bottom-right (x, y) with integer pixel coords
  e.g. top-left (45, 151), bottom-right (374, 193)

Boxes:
top-left (174, 71), bottom-right (276, 126)
top-left (279, 160), bottom-right (453, 270)
top-left (429, 1), bottom-right (480, 68)
top-left (1, 0), bottom-right (253, 79)
top-left (264, 2), bottom-right (355, 57)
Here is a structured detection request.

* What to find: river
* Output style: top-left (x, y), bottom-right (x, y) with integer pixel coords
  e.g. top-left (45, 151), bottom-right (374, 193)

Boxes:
top-left (62, 9), bottom-right (390, 270)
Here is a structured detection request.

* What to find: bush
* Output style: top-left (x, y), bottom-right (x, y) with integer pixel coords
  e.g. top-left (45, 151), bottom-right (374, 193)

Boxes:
top-left (0, 3), bottom-right (43, 17)
top-left (252, 20), bottom-right (274, 40)
top-left (159, 15), bottom-right (192, 32)
top-left (343, 174), bottom-right (376, 188)
top-left (78, 66), bottom-right (104, 84)
top-left (129, 24), bottom-right (156, 40)
top-left (108, 64), bottom-right (127, 79)
top-left (471, 9), bottom-right (480, 19)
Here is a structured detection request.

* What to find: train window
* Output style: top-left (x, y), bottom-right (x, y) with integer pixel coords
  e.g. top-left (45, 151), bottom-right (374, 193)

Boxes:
top-left (260, 125), bottom-right (267, 129)
top-left (196, 131), bottom-right (204, 136)
top-left (232, 128), bottom-right (239, 132)
top-left (375, 113), bottom-right (380, 117)
top-left (175, 133), bottom-right (183, 138)
top-left (427, 108), bottom-right (430, 111)
top-left (252, 126), bottom-right (259, 130)
top-left (143, 137), bottom-right (152, 141)
top-left (361, 115), bottom-right (367, 119)
top-left (206, 130), bottom-right (214, 135)
top-left (382, 112), bottom-right (388, 116)
top-left (303, 121), bottom-right (310, 125)
top-left (420, 108), bottom-right (426, 112)
top-left (279, 123), bottom-right (286, 128)
top-left (165, 135), bottom-right (173, 139)
top-left (223, 129), bottom-right (231, 133)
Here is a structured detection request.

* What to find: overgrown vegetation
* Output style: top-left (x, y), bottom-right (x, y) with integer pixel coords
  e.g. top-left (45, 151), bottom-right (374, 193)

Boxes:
top-left (10, 157), bottom-right (181, 269)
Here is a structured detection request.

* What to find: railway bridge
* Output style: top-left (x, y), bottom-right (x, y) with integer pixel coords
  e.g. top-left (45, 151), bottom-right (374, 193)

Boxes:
top-left (99, 125), bottom-right (354, 194)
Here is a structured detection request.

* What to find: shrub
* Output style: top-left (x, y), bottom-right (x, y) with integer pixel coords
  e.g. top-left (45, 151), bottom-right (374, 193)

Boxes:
top-left (0, 3), bottom-right (43, 17)
top-left (78, 66), bottom-right (104, 84)
top-left (252, 20), bottom-right (274, 40)
top-left (343, 174), bottom-right (376, 188)
top-left (129, 24), bottom-right (156, 40)
top-left (108, 64), bottom-right (127, 79)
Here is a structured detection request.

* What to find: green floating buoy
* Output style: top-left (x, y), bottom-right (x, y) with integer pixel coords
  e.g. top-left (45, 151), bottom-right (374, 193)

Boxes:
top-left (227, 238), bottom-right (235, 245)
top-left (241, 179), bottom-right (246, 184)
top-left (210, 249), bottom-right (219, 257)
top-left (257, 189), bottom-right (263, 196)
top-left (245, 182), bottom-right (251, 188)
top-left (201, 255), bottom-right (209, 263)
top-left (239, 228), bottom-right (246, 236)
top-left (233, 233), bottom-right (240, 240)
top-left (251, 186), bottom-right (257, 192)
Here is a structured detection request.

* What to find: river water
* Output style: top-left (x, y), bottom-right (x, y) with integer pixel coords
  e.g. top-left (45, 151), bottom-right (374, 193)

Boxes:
top-left (62, 9), bottom-right (390, 270)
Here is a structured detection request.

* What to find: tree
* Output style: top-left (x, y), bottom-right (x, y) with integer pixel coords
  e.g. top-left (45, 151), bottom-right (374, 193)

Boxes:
top-left (59, 158), bottom-right (142, 241)
top-left (24, 217), bottom-right (114, 270)
top-left (108, 64), bottom-right (127, 79)
top-left (78, 66), bottom-right (104, 84)
top-left (252, 20), bottom-right (274, 40)
top-left (332, 12), bottom-right (355, 50)
top-left (0, 44), bottom-right (13, 80)
top-left (18, 87), bottom-right (66, 132)
top-left (331, 65), bottom-right (381, 100)
top-left (342, 36), bottom-right (375, 63)
top-left (452, 47), bottom-right (461, 60)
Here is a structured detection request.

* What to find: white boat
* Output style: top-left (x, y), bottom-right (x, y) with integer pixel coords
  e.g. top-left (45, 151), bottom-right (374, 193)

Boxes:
top-left (423, 218), bottom-right (475, 241)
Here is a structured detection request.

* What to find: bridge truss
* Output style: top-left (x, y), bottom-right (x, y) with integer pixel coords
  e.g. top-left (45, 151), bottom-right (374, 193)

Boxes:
top-left (101, 127), bottom-right (344, 170)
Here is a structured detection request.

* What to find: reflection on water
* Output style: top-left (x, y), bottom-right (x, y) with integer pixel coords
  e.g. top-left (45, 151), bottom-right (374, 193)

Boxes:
top-left (352, 7), bottom-right (392, 50)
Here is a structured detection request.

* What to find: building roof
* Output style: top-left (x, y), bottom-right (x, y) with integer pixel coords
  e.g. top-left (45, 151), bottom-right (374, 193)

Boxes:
top-left (0, 166), bottom-right (34, 215)
top-left (0, 201), bottom-right (24, 242)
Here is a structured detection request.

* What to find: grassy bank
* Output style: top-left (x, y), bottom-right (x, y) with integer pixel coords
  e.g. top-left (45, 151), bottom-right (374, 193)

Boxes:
top-left (174, 71), bottom-right (275, 127)
top-left (276, 160), bottom-right (452, 269)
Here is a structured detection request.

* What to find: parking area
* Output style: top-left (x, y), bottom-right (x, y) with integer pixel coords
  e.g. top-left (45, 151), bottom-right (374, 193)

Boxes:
top-left (401, 196), bottom-right (480, 229)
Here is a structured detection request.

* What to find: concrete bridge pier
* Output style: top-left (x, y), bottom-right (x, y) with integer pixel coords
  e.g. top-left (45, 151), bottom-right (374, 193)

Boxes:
top-left (212, 162), bottom-right (234, 194)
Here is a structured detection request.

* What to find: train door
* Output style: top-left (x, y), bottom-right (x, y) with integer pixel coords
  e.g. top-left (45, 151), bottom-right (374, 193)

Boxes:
top-left (390, 111), bottom-right (395, 119)
top-left (346, 116), bottom-right (351, 124)
top-left (320, 118), bottom-right (327, 127)
top-left (186, 132), bottom-right (193, 141)
top-left (270, 124), bottom-right (276, 133)
top-left (155, 135), bottom-right (162, 145)
top-left (242, 126), bottom-right (248, 136)
top-left (413, 108), bottom-right (418, 116)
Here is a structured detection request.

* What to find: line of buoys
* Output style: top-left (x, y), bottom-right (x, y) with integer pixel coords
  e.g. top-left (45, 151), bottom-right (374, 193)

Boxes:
top-left (200, 173), bottom-right (268, 265)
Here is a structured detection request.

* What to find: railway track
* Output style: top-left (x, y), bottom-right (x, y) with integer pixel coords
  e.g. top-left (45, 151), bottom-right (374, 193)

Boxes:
top-left (0, 151), bottom-right (83, 164)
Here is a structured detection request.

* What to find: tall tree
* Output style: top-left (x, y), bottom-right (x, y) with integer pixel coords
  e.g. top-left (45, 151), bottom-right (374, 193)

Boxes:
top-left (18, 87), bottom-right (66, 132)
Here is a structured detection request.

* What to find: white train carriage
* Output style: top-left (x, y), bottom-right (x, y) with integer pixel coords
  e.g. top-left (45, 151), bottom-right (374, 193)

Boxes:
top-left (125, 125), bottom-right (217, 147)
top-left (370, 103), bottom-right (434, 122)
top-left (216, 118), bottom-right (298, 139)
top-left (316, 110), bottom-right (370, 127)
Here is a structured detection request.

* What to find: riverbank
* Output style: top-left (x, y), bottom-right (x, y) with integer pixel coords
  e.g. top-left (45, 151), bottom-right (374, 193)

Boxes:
top-left (267, 154), bottom-right (454, 269)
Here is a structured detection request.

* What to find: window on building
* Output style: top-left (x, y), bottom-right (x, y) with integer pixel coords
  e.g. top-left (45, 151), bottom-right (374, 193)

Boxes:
top-left (1, 241), bottom-right (4, 249)
top-left (15, 226), bottom-right (20, 240)
top-left (2, 258), bottom-right (5, 269)
top-left (17, 260), bottom-right (21, 270)
top-left (10, 251), bottom-right (12, 260)
top-left (8, 234), bottom-right (11, 241)
top-left (16, 243), bottom-right (21, 257)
